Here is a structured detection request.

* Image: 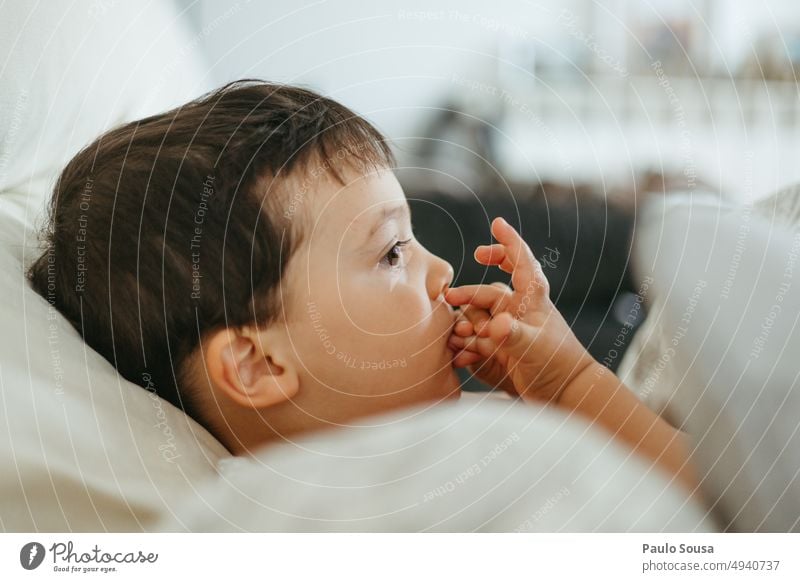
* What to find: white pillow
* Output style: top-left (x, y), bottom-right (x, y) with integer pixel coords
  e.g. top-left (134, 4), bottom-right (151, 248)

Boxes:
top-left (616, 191), bottom-right (733, 423)
top-left (0, 177), bottom-right (230, 532)
top-left (620, 190), bottom-right (800, 531)
top-left (0, 0), bottom-right (232, 532)
top-left (619, 187), bottom-right (800, 421)
top-left (157, 395), bottom-right (715, 532)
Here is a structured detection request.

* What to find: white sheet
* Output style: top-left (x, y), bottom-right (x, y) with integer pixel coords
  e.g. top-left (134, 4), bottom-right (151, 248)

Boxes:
top-left (158, 395), bottom-right (715, 532)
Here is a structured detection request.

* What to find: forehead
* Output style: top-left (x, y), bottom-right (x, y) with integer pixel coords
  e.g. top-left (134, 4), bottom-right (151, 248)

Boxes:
top-left (307, 165), bottom-right (407, 240)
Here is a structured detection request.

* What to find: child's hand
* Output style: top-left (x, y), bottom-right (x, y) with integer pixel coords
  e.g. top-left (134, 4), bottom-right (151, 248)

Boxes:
top-left (449, 292), bottom-right (516, 395)
top-left (446, 217), bottom-right (596, 404)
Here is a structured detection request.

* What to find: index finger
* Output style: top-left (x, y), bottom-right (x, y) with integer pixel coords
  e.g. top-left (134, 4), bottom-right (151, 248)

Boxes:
top-left (444, 283), bottom-right (512, 314)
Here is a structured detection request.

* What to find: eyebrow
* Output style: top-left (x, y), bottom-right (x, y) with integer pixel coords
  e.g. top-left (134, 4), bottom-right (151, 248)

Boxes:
top-left (361, 203), bottom-right (411, 245)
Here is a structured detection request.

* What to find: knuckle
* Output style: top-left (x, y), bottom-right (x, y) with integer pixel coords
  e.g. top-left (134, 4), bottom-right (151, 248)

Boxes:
top-left (490, 296), bottom-right (507, 316)
top-left (536, 276), bottom-right (551, 295)
top-left (465, 309), bottom-right (483, 324)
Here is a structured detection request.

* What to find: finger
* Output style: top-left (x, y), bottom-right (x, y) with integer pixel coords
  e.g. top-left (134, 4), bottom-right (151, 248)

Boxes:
top-left (453, 350), bottom-right (482, 368)
top-left (474, 245), bottom-right (514, 273)
top-left (444, 284), bottom-right (512, 314)
top-left (486, 312), bottom-right (537, 360)
top-left (459, 305), bottom-right (491, 337)
top-left (449, 328), bottom-right (500, 355)
top-left (490, 217), bottom-right (547, 294)
top-left (472, 314), bottom-right (492, 338)
top-left (452, 318), bottom-right (473, 337)
top-left (448, 334), bottom-right (471, 350)
top-left (485, 282), bottom-right (513, 331)
top-left (460, 334), bottom-right (505, 360)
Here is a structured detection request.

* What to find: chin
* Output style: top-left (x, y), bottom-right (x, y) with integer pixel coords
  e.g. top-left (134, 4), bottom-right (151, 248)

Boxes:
top-left (416, 368), bottom-right (461, 404)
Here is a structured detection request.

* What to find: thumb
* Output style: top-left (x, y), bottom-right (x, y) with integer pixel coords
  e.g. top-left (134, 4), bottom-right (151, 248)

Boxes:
top-left (487, 312), bottom-right (536, 359)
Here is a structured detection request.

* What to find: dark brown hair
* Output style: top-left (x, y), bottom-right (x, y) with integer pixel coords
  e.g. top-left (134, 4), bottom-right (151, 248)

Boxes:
top-left (27, 79), bottom-right (394, 421)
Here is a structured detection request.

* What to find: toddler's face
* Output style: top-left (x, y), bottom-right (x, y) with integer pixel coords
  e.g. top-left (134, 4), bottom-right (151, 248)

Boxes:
top-left (279, 164), bottom-right (461, 427)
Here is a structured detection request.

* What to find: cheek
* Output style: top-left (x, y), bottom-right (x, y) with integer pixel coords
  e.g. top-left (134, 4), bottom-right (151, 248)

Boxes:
top-left (339, 277), bottom-right (429, 336)
top-left (294, 287), bottom-right (457, 401)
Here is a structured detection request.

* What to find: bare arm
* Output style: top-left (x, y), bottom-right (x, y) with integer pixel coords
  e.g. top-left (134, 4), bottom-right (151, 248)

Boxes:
top-left (557, 361), bottom-right (698, 493)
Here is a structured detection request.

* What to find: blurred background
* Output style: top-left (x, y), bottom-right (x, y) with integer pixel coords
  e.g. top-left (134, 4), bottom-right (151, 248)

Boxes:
top-left (172, 0), bottom-right (800, 387)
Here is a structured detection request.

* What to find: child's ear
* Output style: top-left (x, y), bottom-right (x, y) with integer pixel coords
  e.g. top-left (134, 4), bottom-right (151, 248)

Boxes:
top-left (204, 327), bottom-right (299, 409)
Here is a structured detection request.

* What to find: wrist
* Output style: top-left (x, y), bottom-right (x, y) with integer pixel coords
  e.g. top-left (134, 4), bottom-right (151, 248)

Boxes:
top-left (554, 354), bottom-right (602, 407)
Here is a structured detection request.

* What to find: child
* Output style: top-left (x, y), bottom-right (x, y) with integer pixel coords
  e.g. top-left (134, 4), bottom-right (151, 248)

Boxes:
top-left (28, 80), bottom-right (696, 492)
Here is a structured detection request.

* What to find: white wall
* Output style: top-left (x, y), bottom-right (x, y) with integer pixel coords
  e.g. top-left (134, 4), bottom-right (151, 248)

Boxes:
top-left (191, 0), bottom-right (573, 138)
top-left (187, 0), bottom-right (800, 200)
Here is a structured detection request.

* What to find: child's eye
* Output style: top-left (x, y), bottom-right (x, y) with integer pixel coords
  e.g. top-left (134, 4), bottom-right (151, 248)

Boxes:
top-left (381, 238), bottom-right (412, 269)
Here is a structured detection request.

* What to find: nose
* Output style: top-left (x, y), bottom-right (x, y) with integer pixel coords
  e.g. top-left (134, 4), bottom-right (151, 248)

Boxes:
top-left (425, 248), bottom-right (454, 301)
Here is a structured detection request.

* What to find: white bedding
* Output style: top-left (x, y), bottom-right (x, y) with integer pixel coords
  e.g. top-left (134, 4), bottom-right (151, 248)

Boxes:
top-left (618, 187), bottom-right (800, 531)
top-left (158, 394), bottom-right (714, 532)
